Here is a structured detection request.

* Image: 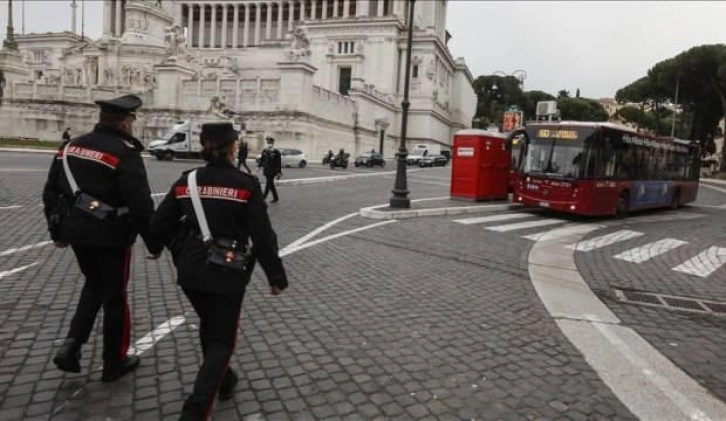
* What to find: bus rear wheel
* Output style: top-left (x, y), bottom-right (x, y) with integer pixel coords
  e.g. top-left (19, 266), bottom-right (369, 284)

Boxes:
top-left (670, 188), bottom-right (681, 209)
top-left (616, 191), bottom-right (630, 218)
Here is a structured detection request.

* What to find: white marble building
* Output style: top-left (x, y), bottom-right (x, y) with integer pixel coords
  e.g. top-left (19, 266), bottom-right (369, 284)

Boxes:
top-left (1, 0), bottom-right (475, 157)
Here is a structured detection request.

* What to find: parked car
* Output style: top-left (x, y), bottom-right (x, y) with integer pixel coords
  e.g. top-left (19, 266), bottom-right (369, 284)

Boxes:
top-left (418, 154), bottom-right (447, 167)
top-left (255, 148), bottom-right (307, 168)
top-left (354, 152), bottom-right (386, 168)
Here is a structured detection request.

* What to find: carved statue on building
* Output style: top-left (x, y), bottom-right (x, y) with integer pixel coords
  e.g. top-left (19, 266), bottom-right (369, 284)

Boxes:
top-left (287, 27), bottom-right (311, 61)
top-left (104, 68), bottom-right (114, 85)
top-left (163, 24), bottom-right (186, 60)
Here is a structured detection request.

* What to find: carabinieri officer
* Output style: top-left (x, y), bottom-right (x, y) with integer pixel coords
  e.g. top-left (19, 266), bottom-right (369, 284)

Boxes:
top-left (151, 122), bottom-right (288, 421)
top-left (42, 94), bottom-right (162, 382)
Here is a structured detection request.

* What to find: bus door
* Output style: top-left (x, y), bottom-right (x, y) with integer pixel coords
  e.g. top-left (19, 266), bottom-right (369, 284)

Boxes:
top-left (589, 129), bottom-right (626, 214)
top-left (505, 128), bottom-right (528, 193)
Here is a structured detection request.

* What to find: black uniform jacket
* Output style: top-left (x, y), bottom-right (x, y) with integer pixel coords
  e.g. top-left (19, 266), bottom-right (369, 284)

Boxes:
top-left (42, 124), bottom-right (162, 252)
top-left (150, 159), bottom-right (288, 294)
top-left (262, 148), bottom-right (282, 178)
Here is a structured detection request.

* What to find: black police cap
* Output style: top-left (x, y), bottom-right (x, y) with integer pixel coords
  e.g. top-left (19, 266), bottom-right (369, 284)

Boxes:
top-left (201, 122), bottom-right (238, 148)
top-left (95, 94), bottom-right (143, 115)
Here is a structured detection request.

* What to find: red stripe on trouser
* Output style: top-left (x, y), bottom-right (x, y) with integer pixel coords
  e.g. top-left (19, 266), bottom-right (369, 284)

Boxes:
top-left (202, 302), bottom-right (243, 421)
top-left (119, 247), bottom-right (132, 360)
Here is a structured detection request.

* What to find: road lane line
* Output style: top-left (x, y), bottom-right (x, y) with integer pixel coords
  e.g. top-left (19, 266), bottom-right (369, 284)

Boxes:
top-left (453, 213), bottom-right (532, 225)
top-left (700, 183), bottom-right (726, 195)
top-left (672, 247), bottom-right (726, 278)
top-left (281, 221), bottom-right (395, 256)
top-left (0, 241), bottom-right (53, 257)
top-left (281, 212), bottom-right (358, 254)
top-left (128, 316), bottom-right (187, 356)
top-left (567, 230), bottom-right (643, 252)
top-left (0, 263), bottom-right (39, 279)
top-left (613, 238), bottom-right (688, 263)
top-left (523, 223), bottom-right (605, 241)
top-left (487, 218), bottom-right (565, 232)
top-left (0, 205), bottom-right (22, 210)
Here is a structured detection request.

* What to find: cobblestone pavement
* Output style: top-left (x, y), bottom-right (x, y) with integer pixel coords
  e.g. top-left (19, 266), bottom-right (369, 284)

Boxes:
top-left (574, 187), bottom-right (726, 403)
top-left (1, 150), bottom-right (704, 420)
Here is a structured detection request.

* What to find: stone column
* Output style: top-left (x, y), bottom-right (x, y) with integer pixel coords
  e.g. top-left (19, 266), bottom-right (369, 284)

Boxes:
top-left (266, 2), bottom-right (272, 40)
top-left (211, 4), bottom-right (217, 48)
top-left (103, 0), bottom-right (112, 36)
top-left (221, 4), bottom-right (228, 48)
top-left (187, 4), bottom-right (194, 47)
top-left (287, 0), bottom-right (294, 31)
top-left (322, 0), bottom-right (328, 18)
top-left (311, 0), bottom-right (317, 20)
top-left (232, 4), bottom-right (239, 47)
top-left (115, 0), bottom-right (122, 36)
top-left (243, 4), bottom-right (250, 47)
top-left (254, 3), bottom-right (262, 45)
top-left (356, 0), bottom-right (369, 17)
top-left (198, 4), bottom-right (205, 47)
top-left (277, 0), bottom-right (284, 38)
top-left (333, 0), bottom-right (338, 17)
top-left (377, 0), bottom-right (384, 16)
top-left (343, 0), bottom-right (349, 18)
top-left (300, 0), bottom-right (306, 21)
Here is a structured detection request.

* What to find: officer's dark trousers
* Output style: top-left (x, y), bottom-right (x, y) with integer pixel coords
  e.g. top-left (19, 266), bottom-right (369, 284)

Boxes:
top-left (68, 246), bottom-right (132, 363)
top-left (180, 288), bottom-right (244, 420)
top-left (237, 158), bottom-right (251, 173)
top-left (263, 175), bottom-right (278, 201)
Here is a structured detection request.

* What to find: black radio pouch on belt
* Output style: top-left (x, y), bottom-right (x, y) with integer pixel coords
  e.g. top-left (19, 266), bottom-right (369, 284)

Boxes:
top-left (74, 192), bottom-right (126, 220)
top-left (206, 238), bottom-right (252, 272)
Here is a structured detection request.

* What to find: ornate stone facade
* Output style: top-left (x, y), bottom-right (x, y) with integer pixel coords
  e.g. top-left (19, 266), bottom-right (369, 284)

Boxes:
top-left (2, 0), bottom-right (475, 157)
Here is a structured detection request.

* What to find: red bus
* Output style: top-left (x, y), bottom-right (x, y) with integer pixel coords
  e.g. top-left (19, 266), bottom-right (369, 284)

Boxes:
top-left (509, 121), bottom-right (700, 216)
top-left (506, 132), bottom-right (524, 193)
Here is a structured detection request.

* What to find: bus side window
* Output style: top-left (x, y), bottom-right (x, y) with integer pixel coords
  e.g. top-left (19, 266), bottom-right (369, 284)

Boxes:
top-left (602, 136), bottom-right (616, 178)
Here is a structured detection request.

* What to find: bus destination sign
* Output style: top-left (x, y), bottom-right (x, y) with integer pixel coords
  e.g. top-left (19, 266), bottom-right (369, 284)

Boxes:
top-left (536, 129), bottom-right (578, 139)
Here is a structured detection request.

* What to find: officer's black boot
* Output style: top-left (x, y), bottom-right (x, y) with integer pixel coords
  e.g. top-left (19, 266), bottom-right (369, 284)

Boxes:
top-left (218, 369), bottom-right (238, 401)
top-left (101, 355), bottom-right (140, 382)
top-left (53, 338), bottom-right (82, 373)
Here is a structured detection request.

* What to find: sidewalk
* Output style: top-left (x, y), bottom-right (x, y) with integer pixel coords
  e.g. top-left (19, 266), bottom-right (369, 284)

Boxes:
top-left (360, 196), bottom-right (517, 219)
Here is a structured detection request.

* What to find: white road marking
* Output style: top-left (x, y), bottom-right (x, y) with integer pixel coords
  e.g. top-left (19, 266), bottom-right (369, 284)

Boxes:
top-left (672, 247), bottom-right (726, 278)
top-left (281, 221), bottom-right (395, 256)
top-left (128, 316), bottom-right (187, 356)
top-left (151, 192), bottom-right (166, 198)
top-left (613, 238), bottom-right (688, 263)
top-left (523, 223), bottom-right (605, 241)
top-left (487, 218), bottom-right (565, 233)
top-left (453, 212), bottom-right (533, 225)
top-left (700, 183), bottom-right (726, 195)
top-left (0, 263), bottom-right (39, 279)
top-left (0, 241), bottom-right (53, 257)
top-left (567, 230), bottom-right (644, 252)
top-left (281, 212), bottom-right (358, 254)
top-left (0, 205), bottom-right (22, 210)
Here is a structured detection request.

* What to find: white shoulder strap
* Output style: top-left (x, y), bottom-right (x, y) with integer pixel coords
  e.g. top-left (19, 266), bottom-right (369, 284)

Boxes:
top-left (187, 170), bottom-right (212, 243)
top-left (61, 143), bottom-right (81, 195)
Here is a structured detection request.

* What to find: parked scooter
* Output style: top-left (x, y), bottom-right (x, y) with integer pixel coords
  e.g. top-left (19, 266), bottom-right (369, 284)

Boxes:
top-left (329, 153), bottom-right (350, 169)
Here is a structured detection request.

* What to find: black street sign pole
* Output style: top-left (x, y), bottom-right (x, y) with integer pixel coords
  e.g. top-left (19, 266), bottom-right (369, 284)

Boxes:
top-left (390, 0), bottom-right (415, 209)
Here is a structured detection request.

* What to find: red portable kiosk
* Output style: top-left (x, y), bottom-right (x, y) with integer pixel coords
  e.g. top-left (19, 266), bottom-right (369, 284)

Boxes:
top-left (450, 129), bottom-right (510, 201)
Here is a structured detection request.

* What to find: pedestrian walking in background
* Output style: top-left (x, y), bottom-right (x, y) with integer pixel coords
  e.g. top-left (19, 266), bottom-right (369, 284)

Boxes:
top-left (261, 136), bottom-right (282, 203)
top-left (42, 95), bottom-right (162, 382)
top-left (150, 122), bottom-right (288, 421)
top-left (237, 139), bottom-right (251, 173)
top-left (62, 127), bottom-right (71, 146)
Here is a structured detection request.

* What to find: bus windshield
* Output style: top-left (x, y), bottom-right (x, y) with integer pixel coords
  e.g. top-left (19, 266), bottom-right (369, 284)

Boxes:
top-left (523, 126), bottom-right (597, 179)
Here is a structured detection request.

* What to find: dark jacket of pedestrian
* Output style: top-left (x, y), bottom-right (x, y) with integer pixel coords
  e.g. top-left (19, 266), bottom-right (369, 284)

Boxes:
top-left (237, 141), bottom-right (248, 162)
top-left (262, 146), bottom-right (282, 178)
top-left (41, 94), bottom-right (162, 383)
top-left (150, 122), bottom-right (287, 421)
top-left (62, 128), bottom-right (71, 145)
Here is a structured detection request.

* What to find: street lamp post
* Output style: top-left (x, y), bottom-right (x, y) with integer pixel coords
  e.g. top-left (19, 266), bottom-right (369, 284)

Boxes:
top-left (492, 69), bottom-right (527, 89)
top-left (389, 0), bottom-right (416, 209)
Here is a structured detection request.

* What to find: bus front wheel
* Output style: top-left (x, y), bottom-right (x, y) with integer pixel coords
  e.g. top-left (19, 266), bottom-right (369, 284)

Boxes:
top-left (616, 191), bottom-right (630, 218)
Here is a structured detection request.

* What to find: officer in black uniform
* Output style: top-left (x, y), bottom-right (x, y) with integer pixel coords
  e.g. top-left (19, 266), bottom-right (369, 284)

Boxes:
top-left (62, 127), bottom-right (71, 146)
top-left (150, 122), bottom-right (288, 421)
top-left (42, 94), bottom-right (163, 382)
top-left (261, 136), bottom-right (282, 202)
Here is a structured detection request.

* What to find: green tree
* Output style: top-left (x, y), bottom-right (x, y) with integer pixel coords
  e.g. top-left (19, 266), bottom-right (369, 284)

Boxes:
top-left (557, 97), bottom-right (608, 121)
top-left (472, 75), bottom-right (525, 127)
top-left (557, 89), bottom-right (570, 99)
top-left (521, 90), bottom-right (556, 120)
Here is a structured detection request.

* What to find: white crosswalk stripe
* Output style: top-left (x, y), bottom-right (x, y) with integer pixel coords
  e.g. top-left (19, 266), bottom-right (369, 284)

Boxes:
top-left (523, 223), bottom-right (605, 241)
top-left (567, 230), bottom-right (644, 252)
top-left (453, 213), bottom-right (534, 225)
top-left (486, 218), bottom-right (565, 233)
top-left (613, 239), bottom-right (688, 263)
top-left (672, 247), bottom-right (726, 278)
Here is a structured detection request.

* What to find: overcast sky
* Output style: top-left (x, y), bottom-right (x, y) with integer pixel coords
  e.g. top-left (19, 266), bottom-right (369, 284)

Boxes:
top-left (1, 1), bottom-right (724, 98)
